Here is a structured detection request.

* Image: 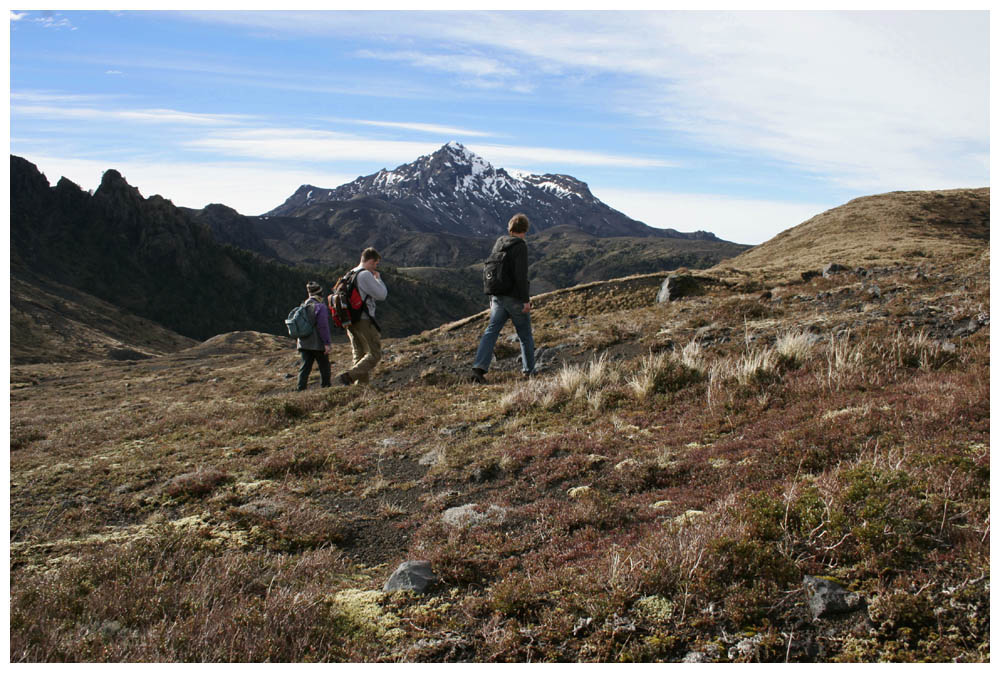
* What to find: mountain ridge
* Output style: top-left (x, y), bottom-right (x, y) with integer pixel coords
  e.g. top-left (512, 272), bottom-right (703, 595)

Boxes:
top-left (266, 142), bottom-right (719, 241)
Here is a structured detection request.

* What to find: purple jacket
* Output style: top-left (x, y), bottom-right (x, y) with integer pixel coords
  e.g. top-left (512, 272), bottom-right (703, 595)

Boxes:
top-left (296, 296), bottom-right (331, 351)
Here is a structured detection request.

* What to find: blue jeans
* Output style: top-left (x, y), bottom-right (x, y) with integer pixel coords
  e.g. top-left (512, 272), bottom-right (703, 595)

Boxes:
top-left (473, 295), bottom-right (535, 374)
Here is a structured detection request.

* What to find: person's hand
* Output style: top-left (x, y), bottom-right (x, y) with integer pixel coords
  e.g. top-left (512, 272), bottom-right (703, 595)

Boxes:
top-left (523, 301), bottom-right (532, 313)
top-left (324, 344), bottom-right (331, 354)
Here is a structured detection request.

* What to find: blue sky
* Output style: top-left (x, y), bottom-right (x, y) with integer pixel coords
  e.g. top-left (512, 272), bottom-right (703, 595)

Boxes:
top-left (9, 7), bottom-right (989, 244)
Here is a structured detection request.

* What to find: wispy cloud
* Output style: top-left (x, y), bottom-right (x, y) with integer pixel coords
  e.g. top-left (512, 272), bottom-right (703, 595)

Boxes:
top-left (183, 127), bottom-right (675, 171)
top-left (470, 144), bottom-right (677, 170)
top-left (21, 154), bottom-right (357, 215)
top-left (178, 10), bottom-right (988, 193)
top-left (594, 186), bottom-right (834, 246)
top-left (12, 101), bottom-right (251, 126)
top-left (184, 129), bottom-right (440, 165)
top-left (12, 11), bottom-right (77, 30)
top-left (348, 119), bottom-right (494, 138)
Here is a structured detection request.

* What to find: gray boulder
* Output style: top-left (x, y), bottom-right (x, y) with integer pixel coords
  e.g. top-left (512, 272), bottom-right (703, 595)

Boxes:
top-left (803, 575), bottom-right (865, 619)
top-left (657, 274), bottom-right (706, 303)
top-left (822, 263), bottom-right (849, 278)
top-left (442, 503), bottom-right (506, 528)
top-left (383, 560), bottom-right (438, 593)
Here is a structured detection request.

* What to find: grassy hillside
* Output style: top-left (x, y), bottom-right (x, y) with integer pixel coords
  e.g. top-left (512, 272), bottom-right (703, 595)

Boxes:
top-left (10, 270), bottom-right (198, 364)
top-left (717, 188), bottom-right (989, 281)
top-left (10, 223), bottom-right (989, 662)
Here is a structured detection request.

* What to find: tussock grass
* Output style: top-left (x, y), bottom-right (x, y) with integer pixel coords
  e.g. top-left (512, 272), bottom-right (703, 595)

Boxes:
top-left (10, 253), bottom-right (990, 663)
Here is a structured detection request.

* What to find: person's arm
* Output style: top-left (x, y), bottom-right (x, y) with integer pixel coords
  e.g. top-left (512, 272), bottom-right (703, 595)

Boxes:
top-left (357, 270), bottom-right (388, 301)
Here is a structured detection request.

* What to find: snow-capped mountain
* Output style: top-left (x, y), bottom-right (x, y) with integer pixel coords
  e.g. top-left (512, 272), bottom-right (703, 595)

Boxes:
top-left (266, 142), bottom-right (715, 240)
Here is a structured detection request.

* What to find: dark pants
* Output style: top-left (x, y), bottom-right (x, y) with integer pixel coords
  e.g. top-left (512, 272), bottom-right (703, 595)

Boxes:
top-left (297, 349), bottom-right (331, 390)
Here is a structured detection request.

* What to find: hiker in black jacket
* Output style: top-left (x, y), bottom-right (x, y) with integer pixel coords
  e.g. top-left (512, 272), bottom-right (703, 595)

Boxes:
top-left (470, 213), bottom-right (535, 383)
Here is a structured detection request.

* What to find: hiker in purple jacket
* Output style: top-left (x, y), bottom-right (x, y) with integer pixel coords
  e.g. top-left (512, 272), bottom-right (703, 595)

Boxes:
top-left (296, 281), bottom-right (332, 390)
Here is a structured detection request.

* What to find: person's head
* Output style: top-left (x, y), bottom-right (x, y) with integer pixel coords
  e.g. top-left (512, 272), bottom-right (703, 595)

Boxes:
top-left (306, 281), bottom-right (322, 296)
top-left (360, 247), bottom-right (381, 272)
top-left (508, 213), bottom-right (530, 237)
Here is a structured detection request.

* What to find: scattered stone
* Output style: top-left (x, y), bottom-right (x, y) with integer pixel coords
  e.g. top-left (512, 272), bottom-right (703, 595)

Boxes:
top-left (441, 503), bottom-right (506, 528)
top-left (803, 575), bottom-right (866, 619)
top-left (418, 449), bottom-right (441, 466)
top-left (614, 458), bottom-right (639, 471)
top-left (953, 316), bottom-right (984, 338)
top-left (801, 270), bottom-right (821, 282)
top-left (236, 499), bottom-right (282, 520)
top-left (683, 651), bottom-right (711, 663)
top-left (98, 620), bottom-right (124, 639)
top-left (650, 500), bottom-right (673, 509)
top-left (867, 285), bottom-right (882, 299)
top-left (729, 633), bottom-right (765, 660)
top-left (657, 274), bottom-right (708, 302)
top-left (567, 485), bottom-right (593, 499)
top-left (672, 510), bottom-right (705, 526)
top-left (822, 263), bottom-right (849, 278)
top-left (383, 560), bottom-right (438, 593)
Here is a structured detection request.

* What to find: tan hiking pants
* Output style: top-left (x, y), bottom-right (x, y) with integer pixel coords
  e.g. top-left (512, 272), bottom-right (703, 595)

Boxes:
top-left (345, 318), bottom-right (382, 384)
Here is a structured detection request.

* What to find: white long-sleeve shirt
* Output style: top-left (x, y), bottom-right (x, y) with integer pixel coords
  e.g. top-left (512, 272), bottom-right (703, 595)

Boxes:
top-left (353, 265), bottom-right (387, 318)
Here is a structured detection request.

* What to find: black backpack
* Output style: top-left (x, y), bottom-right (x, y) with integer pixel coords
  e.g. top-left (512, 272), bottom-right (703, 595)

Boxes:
top-left (483, 237), bottom-right (523, 295)
top-left (328, 269), bottom-right (365, 328)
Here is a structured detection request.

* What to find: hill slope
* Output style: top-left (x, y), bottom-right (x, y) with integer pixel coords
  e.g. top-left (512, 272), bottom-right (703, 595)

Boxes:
top-left (717, 188), bottom-right (989, 281)
top-left (9, 189), bottom-right (989, 661)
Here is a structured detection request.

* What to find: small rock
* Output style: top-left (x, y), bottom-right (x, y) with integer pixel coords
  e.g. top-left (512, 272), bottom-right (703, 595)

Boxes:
top-left (418, 449), bottom-right (441, 466)
top-left (441, 503), bottom-right (506, 528)
top-left (803, 575), bottom-right (865, 619)
top-left (822, 263), bottom-right (849, 278)
top-left (683, 651), bottom-right (711, 663)
top-left (801, 270), bottom-right (821, 282)
top-left (99, 621), bottom-right (124, 639)
top-left (729, 633), bottom-right (765, 660)
top-left (383, 560), bottom-right (437, 593)
top-left (567, 485), bottom-right (593, 499)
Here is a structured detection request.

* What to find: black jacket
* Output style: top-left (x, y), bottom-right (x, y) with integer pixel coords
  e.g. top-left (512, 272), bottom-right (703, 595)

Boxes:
top-left (493, 235), bottom-right (530, 303)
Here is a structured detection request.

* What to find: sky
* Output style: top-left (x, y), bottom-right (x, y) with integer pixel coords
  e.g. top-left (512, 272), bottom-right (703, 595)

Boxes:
top-left (8, 6), bottom-right (990, 245)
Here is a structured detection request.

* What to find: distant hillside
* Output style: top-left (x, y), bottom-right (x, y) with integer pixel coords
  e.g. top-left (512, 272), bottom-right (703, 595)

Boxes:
top-left (717, 188), bottom-right (989, 281)
top-left (10, 270), bottom-right (197, 365)
top-left (9, 156), bottom-right (484, 343)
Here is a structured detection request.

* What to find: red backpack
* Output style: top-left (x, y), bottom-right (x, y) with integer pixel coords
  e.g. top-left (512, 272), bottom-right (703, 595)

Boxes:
top-left (328, 269), bottom-right (365, 328)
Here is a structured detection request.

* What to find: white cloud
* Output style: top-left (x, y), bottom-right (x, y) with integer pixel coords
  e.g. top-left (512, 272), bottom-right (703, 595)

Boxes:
top-left (12, 103), bottom-right (251, 126)
top-left (21, 154), bottom-right (356, 216)
top-left (184, 129), bottom-right (441, 164)
top-left (594, 187), bottom-right (834, 246)
top-left (181, 11), bottom-right (988, 193)
top-left (10, 11), bottom-right (27, 21)
top-left (472, 144), bottom-right (677, 170)
top-left (349, 119), bottom-right (494, 138)
top-left (183, 129), bottom-right (675, 171)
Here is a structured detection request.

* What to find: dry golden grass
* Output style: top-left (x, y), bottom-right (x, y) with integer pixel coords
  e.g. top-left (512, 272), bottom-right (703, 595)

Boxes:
top-left (716, 188), bottom-right (989, 282)
top-left (9, 188), bottom-right (990, 662)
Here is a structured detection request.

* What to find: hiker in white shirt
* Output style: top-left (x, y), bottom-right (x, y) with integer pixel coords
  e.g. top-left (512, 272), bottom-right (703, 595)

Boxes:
top-left (337, 248), bottom-right (387, 385)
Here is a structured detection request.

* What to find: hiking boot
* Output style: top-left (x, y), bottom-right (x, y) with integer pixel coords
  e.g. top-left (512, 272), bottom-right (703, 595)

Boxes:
top-left (337, 372), bottom-right (354, 386)
top-left (469, 368), bottom-right (487, 384)
top-left (522, 370), bottom-right (537, 380)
